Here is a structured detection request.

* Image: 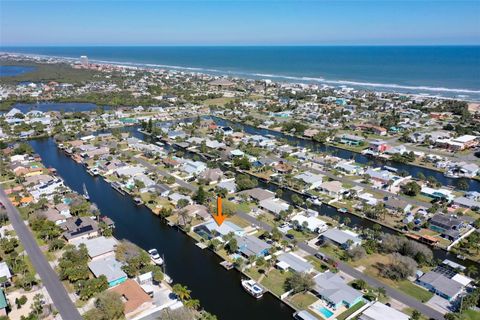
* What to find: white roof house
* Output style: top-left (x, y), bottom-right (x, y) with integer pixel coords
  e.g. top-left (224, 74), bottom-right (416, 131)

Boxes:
top-left (73, 236), bottom-right (118, 260)
top-left (276, 252), bottom-right (314, 274)
top-left (295, 171), bottom-right (324, 190)
top-left (359, 302), bottom-right (409, 320)
top-left (0, 262), bottom-right (12, 282)
top-left (259, 198), bottom-right (290, 215)
top-left (291, 214), bottom-right (328, 233)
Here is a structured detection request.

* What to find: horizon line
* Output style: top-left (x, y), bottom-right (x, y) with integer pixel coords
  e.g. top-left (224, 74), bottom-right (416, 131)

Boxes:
top-left (2, 44), bottom-right (480, 48)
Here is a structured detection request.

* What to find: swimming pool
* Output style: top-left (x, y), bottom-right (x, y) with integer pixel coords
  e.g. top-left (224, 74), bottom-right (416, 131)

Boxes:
top-left (316, 306), bottom-right (334, 319)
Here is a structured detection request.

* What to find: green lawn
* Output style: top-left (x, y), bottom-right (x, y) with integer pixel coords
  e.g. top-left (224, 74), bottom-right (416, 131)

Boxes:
top-left (461, 310), bottom-right (480, 320)
top-left (260, 269), bottom-right (290, 297)
top-left (336, 301), bottom-right (366, 320)
top-left (288, 292), bottom-right (318, 310)
top-left (396, 281), bottom-right (433, 302)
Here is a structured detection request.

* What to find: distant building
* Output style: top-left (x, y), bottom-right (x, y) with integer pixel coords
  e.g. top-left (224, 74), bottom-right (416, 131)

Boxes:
top-left (80, 55), bottom-right (89, 67)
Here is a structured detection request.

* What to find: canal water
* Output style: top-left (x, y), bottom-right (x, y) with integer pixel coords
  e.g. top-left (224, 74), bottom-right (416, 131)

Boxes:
top-left (29, 138), bottom-right (293, 320)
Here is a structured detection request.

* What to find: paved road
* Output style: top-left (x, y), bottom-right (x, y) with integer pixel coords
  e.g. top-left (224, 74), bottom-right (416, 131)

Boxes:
top-left (0, 187), bottom-right (82, 320)
top-left (236, 210), bottom-right (444, 320)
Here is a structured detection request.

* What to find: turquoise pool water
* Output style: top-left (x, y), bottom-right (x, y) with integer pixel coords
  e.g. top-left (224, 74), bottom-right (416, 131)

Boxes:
top-left (317, 306), bottom-right (334, 319)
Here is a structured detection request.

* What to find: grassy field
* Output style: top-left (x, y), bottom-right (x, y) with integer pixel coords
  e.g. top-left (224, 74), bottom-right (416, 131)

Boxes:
top-left (396, 281), bottom-right (433, 302)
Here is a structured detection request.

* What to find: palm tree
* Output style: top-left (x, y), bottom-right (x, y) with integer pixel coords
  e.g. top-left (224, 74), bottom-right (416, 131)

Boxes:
top-left (172, 284), bottom-right (191, 302)
top-left (184, 298), bottom-right (200, 310)
top-left (177, 209), bottom-right (190, 228)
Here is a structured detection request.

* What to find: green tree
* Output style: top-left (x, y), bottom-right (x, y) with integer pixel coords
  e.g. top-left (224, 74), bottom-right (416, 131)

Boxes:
top-left (284, 272), bottom-right (314, 294)
top-left (172, 284), bottom-right (191, 302)
top-left (84, 291), bottom-right (124, 320)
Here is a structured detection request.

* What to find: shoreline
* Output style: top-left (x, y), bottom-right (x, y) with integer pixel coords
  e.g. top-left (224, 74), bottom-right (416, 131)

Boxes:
top-left (2, 50), bottom-right (480, 101)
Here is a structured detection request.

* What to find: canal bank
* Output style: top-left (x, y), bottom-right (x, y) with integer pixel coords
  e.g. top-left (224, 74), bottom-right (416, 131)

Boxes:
top-left (29, 138), bottom-right (294, 320)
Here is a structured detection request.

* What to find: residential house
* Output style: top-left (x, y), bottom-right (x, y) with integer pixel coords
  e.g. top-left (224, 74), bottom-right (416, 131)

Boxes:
top-left (368, 140), bottom-right (390, 153)
top-left (336, 134), bottom-right (365, 146)
top-left (416, 271), bottom-right (464, 301)
top-left (319, 228), bottom-right (361, 249)
top-left (259, 198), bottom-right (290, 215)
top-left (199, 168), bottom-right (224, 184)
top-left (384, 198), bottom-right (412, 214)
top-left (0, 289), bottom-right (7, 317)
top-left (73, 236), bottom-right (118, 260)
top-left (181, 160), bottom-right (207, 176)
top-left (295, 172), bottom-right (324, 190)
top-left (276, 252), bottom-right (314, 274)
top-left (88, 256), bottom-right (128, 287)
top-left (0, 262), bottom-right (12, 285)
top-left (235, 235), bottom-right (271, 258)
top-left (359, 302), bottom-right (409, 320)
top-left (291, 214), bottom-right (328, 233)
top-left (318, 181), bottom-right (344, 197)
top-left (238, 188), bottom-right (275, 202)
top-left (194, 220), bottom-right (245, 239)
top-left (61, 217), bottom-right (99, 243)
top-left (110, 279), bottom-right (153, 317)
top-left (312, 271), bottom-right (363, 309)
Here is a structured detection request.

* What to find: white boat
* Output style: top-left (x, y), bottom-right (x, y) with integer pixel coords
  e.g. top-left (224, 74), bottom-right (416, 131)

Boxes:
top-left (83, 183), bottom-right (90, 200)
top-left (241, 279), bottom-right (264, 299)
top-left (148, 249), bottom-right (164, 265)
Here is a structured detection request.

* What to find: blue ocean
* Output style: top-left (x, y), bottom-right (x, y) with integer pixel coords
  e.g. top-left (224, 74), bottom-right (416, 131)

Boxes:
top-left (2, 46), bottom-right (480, 99)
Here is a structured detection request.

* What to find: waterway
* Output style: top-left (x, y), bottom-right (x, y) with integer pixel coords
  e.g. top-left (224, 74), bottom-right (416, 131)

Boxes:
top-left (29, 138), bottom-right (293, 320)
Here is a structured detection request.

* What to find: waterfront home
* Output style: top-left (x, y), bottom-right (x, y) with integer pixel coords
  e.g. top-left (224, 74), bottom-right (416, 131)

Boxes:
top-left (358, 192), bottom-right (378, 206)
top-left (276, 252), bottom-right (314, 274)
top-left (335, 161), bottom-right (363, 175)
top-left (359, 301), bottom-right (409, 320)
top-left (5, 107), bottom-right (22, 118)
top-left (368, 140), bottom-right (390, 153)
top-left (114, 165), bottom-right (145, 178)
top-left (421, 186), bottom-right (454, 202)
top-left (61, 217), bottom-right (99, 243)
top-left (168, 193), bottom-right (193, 205)
top-left (181, 160), bottom-right (207, 176)
top-left (182, 204), bottom-right (211, 220)
top-left (0, 262), bottom-right (12, 286)
top-left (291, 214), bottom-right (328, 233)
top-left (88, 256), bottom-right (128, 287)
top-left (110, 279), bottom-right (153, 317)
top-left (55, 203), bottom-right (71, 218)
top-left (194, 220), bottom-right (245, 239)
top-left (428, 214), bottom-right (470, 241)
top-left (318, 229), bottom-right (361, 249)
top-left (234, 235), bottom-right (271, 258)
top-left (199, 168), bottom-right (224, 184)
top-left (294, 171), bottom-right (324, 190)
top-left (73, 236), bottom-right (118, 260)
top-left (318, 181), bottom-right (344, 197)
top-left (238, 188), bottom-right (275, 202)
top-left (38, 208), bottom-right (67, 225)
top-left (205, 139), bottom-right (226, 150)
top-left (217, 179), bottom-right (237, 193)
top-left (312, 271), bottom-right (363, 310)
top-left (364, 168), bottom-right (394, 185)
top-left (152, 183), bottom-right (171, 197)
top-left (335, 134), bottom-right (365, 146)
top-left (30, 178), bottom-right (64, 199)
top-left (416, 271), bottom-right (464, 301)
top-left (452, 196), bottom-right (480, 209)
top-left (384, 197), bottom-right (412, 214)
top-left (259, 198), bottom-right (290, 215)
top-left (133, 173), bottom-right (156, 188)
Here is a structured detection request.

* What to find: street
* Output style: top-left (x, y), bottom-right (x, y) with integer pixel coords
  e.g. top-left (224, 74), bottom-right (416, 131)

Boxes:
top-left (0, 187), bottom-right (82, 320)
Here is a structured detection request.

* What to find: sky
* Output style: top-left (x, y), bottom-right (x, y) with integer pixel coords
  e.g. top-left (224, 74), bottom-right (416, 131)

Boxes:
top-left (1, 0), bottom-right (479, 46)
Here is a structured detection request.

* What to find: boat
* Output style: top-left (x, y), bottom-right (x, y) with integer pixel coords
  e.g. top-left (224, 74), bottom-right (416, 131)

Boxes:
top-left (87, 167), bottom-right (100, 176)
top-left (241, 279), bottom-right (264, 299)
top-left (83, 183), bottom-right (90, 200)
top-left (133, 197), bottom-right (144, 206)
top-left (111, 182), bottom-right (126, 195)
top-left (148, 249), bottom-right (164, 265)
top-left (338, 208), bottom-right (348, 214)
